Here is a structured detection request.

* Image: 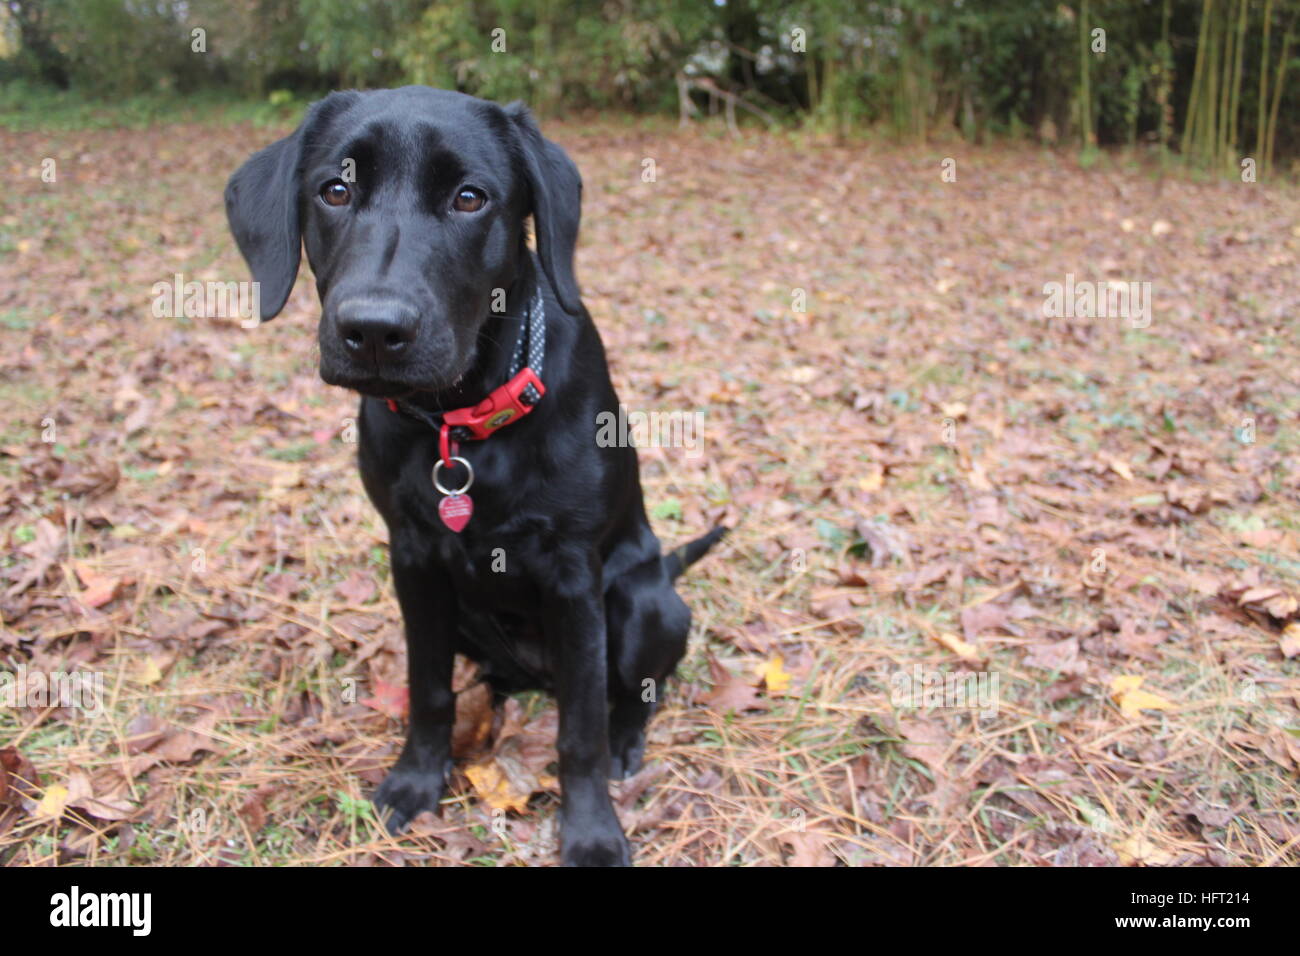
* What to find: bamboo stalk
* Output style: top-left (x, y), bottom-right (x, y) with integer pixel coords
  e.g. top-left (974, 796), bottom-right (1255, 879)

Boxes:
top-left (1184, 0), bottom-right (1215, 157)
top-left (1160, 0), bottom-right (1172, 167)
top-left (1257, 0), bottom-right (1274, 164)
top-left (1080, 0), bottom-right (1093, 149)
top-left (1206, 4), bottom-right (1221, 162)
top-left (1265, 16), bottom-right (1295, 173)
top-left (1227, 0), bottom-right (1248, 167)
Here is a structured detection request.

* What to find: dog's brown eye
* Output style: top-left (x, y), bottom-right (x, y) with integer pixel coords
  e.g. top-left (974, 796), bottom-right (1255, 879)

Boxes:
top-left (320, 180), bottom-right (351, 206)
top-left (453, 187), bottom-right (487, 213)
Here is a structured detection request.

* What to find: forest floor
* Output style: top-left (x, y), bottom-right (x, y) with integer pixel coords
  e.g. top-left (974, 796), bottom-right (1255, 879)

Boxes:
top-left (1, 117), bottom-right (1298, 866)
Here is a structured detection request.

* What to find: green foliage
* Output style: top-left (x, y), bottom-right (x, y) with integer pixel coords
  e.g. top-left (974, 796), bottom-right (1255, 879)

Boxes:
top-left (0, 0), bottom-right (1296, 167)
top-left (394, 0), bottom-right (712, 110)
top-left (300, 0), bottom-right (421, 88)
top-left (42, 0), bottom-right (192, 95)
top-left (0, 79), bottom-right (311, 130)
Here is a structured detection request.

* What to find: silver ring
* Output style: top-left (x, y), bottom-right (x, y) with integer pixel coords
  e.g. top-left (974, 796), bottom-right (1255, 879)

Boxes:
top-left (432, 456), bottom-right (474, 496)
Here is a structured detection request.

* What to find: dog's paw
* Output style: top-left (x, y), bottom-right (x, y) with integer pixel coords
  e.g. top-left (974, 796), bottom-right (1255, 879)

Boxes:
top-left (561, 830), bottom-right (632, 867)
top-left (608, 726), bottom-right (646, 780)
top-left (374, 763), bottom-right (449, 835)
top-left (560, 800), bottom-right (631, 866)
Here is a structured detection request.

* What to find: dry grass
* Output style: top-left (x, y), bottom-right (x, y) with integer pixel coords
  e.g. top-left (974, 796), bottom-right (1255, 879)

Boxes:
top-left (1, 117), bottom-right (1298, 866)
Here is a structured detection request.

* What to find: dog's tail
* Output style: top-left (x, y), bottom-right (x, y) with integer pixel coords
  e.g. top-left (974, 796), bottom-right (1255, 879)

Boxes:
top-left (663, 526), bottom-right (728, 580)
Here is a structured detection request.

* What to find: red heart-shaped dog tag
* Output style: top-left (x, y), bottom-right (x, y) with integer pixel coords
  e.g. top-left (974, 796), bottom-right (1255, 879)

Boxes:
top-left (438, 493), bottom-right (473, 532)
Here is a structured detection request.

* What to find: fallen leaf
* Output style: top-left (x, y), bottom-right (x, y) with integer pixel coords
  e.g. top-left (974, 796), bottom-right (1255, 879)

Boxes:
top-left (464, 757), bottom-right (534, 813)
top-left (63, 769), bottom-right (135, 821)
top-left (966, 459), bottom-right (995, 491)
top-left (858, 462), bottom-right (885, 492)
top-left (896, 716), bottom-right (950, 777)
top-left (1238, 586), bottom-right (1281, 606)
top-left (361, 680), bottom-right (409, 720)
top-left (5, 518), bottom-right (64, 598)
top-left (1105, 456), bottom-right (1134, 481)
top-left (452, 682), bottom-right (494, 757)
top-left (34, 782), bottom-right (69, 820)
top-left (76, 568), bottom-right (122, 608)
top-left (123, 714), bottom-right (166, 755)
top-left (1110, 675), bottom-right (1174, 719)
top-left (1114, 833), bottom-right (1174, 865)
top-left (896, 716), bottom-right (961, 811)
top-left (335, 570), bottom-right (378, 605)
top-left (1259, 726), bottom-right (1300, 771)
top-left (754, 654), bottom-right (792, 694)
top-left (54, 457), bottom-right (120, 497)
top-left (1024, 637), bottom-right (1087, 675)
top-left (239, 785), bottom-right (276, 833)
top-left (153, 712), bottom-right (221, 763)
top-left (703, 654), bottom-right (763, 712)
top-left (960, 595), bottom-right (1036, 643)
top-left (778, 829), bottom-right (837, 866)
top-left (1281, 622), bottom-right (1300, 658)
top-left (933, 631), bottom-right (980, 661)
top-left (0, 748), bottom-right (38, 836)
top-left (136, 657), bottom-right (163, 686)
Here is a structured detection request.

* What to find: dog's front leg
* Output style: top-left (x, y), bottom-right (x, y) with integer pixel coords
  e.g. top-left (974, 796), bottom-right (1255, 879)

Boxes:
top-left (374, 540), bottom-right (457, 835)
top-left (546, 557), bottom-right (630, 866)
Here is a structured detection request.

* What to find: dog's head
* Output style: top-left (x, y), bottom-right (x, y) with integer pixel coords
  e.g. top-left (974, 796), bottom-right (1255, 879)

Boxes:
top-left (225, 86), bottom-right (581, 396)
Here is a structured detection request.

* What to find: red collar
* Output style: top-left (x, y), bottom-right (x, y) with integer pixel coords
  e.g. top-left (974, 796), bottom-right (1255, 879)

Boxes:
top-left (385, 366), bottom-right (546, 467)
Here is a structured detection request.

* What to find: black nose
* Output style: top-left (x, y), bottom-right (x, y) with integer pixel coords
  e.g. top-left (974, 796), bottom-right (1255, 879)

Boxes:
top-left (337, 301), bottom-right (417, 367)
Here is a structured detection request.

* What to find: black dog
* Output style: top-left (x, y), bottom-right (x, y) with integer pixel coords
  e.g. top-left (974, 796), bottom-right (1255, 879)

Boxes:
top-left (225, 87), bottom-right (724, 866)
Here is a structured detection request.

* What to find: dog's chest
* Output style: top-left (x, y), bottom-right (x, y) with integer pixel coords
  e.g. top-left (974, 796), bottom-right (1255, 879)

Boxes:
top-left (367, 417), bottom-right (582, 613)
top-left (417, 502), bottom-right (552, 610)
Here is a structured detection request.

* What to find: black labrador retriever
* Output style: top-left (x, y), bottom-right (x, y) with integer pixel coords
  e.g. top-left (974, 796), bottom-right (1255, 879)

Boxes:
top-left (225, 86), bottom-right (724, 866)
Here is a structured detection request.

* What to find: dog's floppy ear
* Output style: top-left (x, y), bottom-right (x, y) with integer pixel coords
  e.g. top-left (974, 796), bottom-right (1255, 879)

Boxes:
top-left (225, 94), bottom-right (354, 322)
top-left (225, 125), bottom-right (305, 322)
top-left (507, 103), bottom-right (583, 315)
